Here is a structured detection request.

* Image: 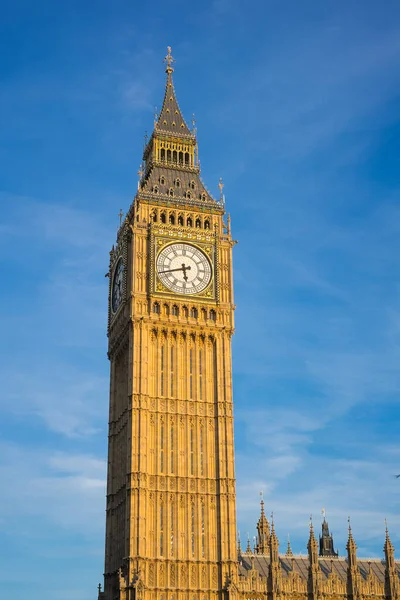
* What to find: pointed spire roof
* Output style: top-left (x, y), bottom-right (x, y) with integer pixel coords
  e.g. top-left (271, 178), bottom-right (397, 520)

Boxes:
top-left (308, 518), bottom-right (318, 559)
top-left (286, 536), bottom-right (294, 557)
top-left (155, 47), bottom-right (193, 138)
top-left (237, 532), bottom-right (242, 555)
top-left (346, 518), bottom-right (357, 553)
top-left (319, 511), bottom-right (338, 557)
top-left (384, 520), bottom-right (395, 556)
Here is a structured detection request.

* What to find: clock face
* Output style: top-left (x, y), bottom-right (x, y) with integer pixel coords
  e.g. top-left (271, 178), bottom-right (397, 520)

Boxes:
top-left (111, 259), bottom-right (124, 312)
top-left (156, 243), bottom-right (212, 295)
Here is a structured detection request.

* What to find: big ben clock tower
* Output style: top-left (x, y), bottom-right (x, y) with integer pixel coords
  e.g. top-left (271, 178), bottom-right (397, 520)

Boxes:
top-left (101, 48), bottom-right (238, 600)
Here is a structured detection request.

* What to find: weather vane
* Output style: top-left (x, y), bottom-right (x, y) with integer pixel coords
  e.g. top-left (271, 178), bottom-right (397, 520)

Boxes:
top-left (164, 46), bottom-right (175, 73)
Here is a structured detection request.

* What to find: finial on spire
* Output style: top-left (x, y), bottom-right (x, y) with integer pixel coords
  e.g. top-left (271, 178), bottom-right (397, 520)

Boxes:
top-left (259, 491), bottom-right (265, 514)
top-left (246, 533), bottom-right (252, 553)
top-left (191, 113), bottom-right (196, 134)
top-left (118, 209), bottom-right (124, 227)
top-left (321, 508), bottom-right (326, 520)
top-left (286, 534), bottom-right (294, 557)
top-left (154, 107), bottom-right (158, 127)
top-left (164, 46), bottom-right (175, 74)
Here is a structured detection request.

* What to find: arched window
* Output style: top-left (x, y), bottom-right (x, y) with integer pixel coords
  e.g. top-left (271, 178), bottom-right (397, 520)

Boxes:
top-left (201, 503), bottom-right (205, 557)
top-left (160, 148), bottom-right (165, 161)
top-left (172, 305), bottom-right (179, 316)
top-left (161, 213), bottom-right (166, 224)
top-left (160, 344), bottom-right (165, 396)
top-left (191, 504), bottom-right (195, 556)
top-left (209, 309), bottom-right (216, 321)
top-left (178, 151), bottom-right (183, 164)
top-left (160, 503), bottom-right (164, 555)
top-left (169, 188), bottom-right (174, 197)
top-left (195, 218), bottom-right (201, 228)
top-left (151, 210), bottom-right (157, 222)
top-left (185, 152), bottom-right (189, 165)
top-left (153, 185), bottom-right (159, 194)
top-left (163, 303), bottom-right (170, 316)
top-left (190, 307), bottom-right (198, 319)
top-left (186, 191), bottom-right (191, 199)
top-left (160, 176), bottom-right (165, 185)
top-left (190, 181), bottom-right (195, 190)
top-left (175, 178), bottom-right (180, 188)
top-left (160, 424), bottom-right (164, 473)
top-left (201, 192), bottom-right (206, 201)
top-left (201, 308), bottom-right (207, 320)
top-left (170, 346), bottom-right (175, 397)
top-left (153, 302), bottom-right (160, 314)
top-left (183, 306), bottom-right (188, 318)
top-left (170, 424), bottom-right (174, 472)
top-left (173, 150), bottom-right (177, 163)
top-left (167, 149), bottom-right (171, 162)
top-left (204, 219), bottom-right (210, 229)
top-left (190, 426), bottom-right (194, 474)
top-left (189, 348), bottom-right (194, 400)
top-left (199, 349), bottom-right (203, 402)
top-left (178, 215), bottom-right (184, 226)
top-left (169, 214), bottom-right (175, 225)
top-left (187, 217), bottom-right (193, 227)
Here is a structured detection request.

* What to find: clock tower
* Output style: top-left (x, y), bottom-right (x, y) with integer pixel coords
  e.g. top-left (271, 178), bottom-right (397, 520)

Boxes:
top-left (102, 48), bottom-right (237, 600)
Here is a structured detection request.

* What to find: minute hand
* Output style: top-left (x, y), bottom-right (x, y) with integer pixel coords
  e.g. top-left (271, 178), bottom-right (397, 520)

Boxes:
top-left (158, 266), bottom-right (192, 274)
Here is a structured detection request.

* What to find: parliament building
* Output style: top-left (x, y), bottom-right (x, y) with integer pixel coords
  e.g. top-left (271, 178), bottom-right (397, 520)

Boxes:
top-left (98, 49), bottom-right (400, 600)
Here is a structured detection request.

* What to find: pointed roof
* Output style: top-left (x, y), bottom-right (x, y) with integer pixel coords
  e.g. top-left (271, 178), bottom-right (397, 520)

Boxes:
top-left (286, 537), bottom-right (294, 557)
top-left (308, 519), bottom-right (319, 560)
top-left (346, 519), bottom-right (357, 553)
top-left (319, 514), bottom-right (338, 557)
top-left (155, 47), bottom-right (193, 138)
top-left (384, 521), bottom-right (395, 556)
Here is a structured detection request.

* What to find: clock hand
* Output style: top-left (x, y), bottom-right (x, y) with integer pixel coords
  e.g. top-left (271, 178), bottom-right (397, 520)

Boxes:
top-left (181, 263), bottom-right (190, 282)
top-left (158, 265), bottom-right (192, 275)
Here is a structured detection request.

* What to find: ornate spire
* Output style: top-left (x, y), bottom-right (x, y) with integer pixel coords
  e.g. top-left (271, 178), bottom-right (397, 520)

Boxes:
top-left (255, 493), bottom-right (270, 554)
top-left (269, 515), bottom-right (279, 564)
top-left (308, 517), bottom-right (320, 599)
top-left (346, 518), bottom-right (360, 600)
top-left (384, 520), bottom-right (395, 559)
top-left (286, 535), bottom-right (294, 557)
top-left (268, 515), bottom-right (280, 599)
top-left (346, 518), bottom-right (357, 567)
top-left (384, 520), bottom-right (399, 599)
top-left (307, 518), bottom-right (319, 566)
top-left (319, 511), bottom-right (338, 557)
top-left (155, 46), bottom-right (192, 137)
top-left (246, 534), bottom-right (252, 554)
top-left (237, 532), bottom-right (242, 556)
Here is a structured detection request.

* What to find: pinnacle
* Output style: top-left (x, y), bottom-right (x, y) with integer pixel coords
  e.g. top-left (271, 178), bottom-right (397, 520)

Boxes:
top-left (155, 47), bottom-right (193, 137)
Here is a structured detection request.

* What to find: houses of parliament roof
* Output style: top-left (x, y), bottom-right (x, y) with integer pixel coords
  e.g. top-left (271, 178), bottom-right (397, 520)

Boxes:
top-left (236, 500), bottom-right (400, 598)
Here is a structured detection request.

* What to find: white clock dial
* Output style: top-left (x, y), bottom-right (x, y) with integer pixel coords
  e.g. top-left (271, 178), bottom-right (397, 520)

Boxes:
top-left (156, 243), bottom-right (212, 295)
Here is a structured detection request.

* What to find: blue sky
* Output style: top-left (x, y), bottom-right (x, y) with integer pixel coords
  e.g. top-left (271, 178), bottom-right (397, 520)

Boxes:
top-left (1, 1), bottom-right (400, 598)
